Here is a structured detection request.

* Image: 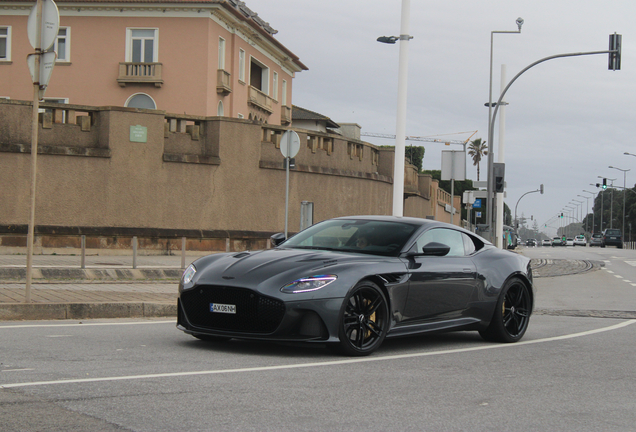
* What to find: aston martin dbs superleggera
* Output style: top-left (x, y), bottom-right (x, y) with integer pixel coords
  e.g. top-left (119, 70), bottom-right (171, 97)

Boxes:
top-left (177, 216), bottom-right (534, 356)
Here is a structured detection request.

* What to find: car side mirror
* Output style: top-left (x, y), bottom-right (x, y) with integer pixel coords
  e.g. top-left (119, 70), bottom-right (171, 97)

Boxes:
top-left (422, 242), bottom-right (451, 257)
top-left (270, 233), bottom-right (286, 247)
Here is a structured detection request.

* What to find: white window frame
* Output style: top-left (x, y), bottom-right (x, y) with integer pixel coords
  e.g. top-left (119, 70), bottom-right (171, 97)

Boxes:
top-left (54, 27), bottom-right (70, 62)
top-left (0, 26), bottom-right (11, 61)
top-left (249, 56), bottom-right (269, 95)
top-left (218, 37), bottom-right (225, 70)
top-left (272, 72), bottom-right (278, 101)
top-left (238, 49), bottom-right (245, 83)
top-left (217, 100), bottom-right (224, 116)
top-left (282, 79), bottom-right (288, 106)
top-left (237, 113), bottom-right (244, 119)
top-left (125, 28), bottom-right (158, 63)
top-left (124, 93), bottom-right (156, 109)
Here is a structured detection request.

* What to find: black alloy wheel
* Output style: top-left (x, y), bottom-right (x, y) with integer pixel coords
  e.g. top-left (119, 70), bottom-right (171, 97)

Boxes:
top-left (335, 281), bottom-right (389, 356)
top-left (479, 278), bottom-right (531, 343)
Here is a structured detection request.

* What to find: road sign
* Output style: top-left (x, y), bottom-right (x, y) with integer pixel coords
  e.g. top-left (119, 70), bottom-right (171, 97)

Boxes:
top-left (27, 0), bottom-right (60, 51)
top-left (474, 198), bottom-right (482, 208)
top-left (280, 130), bottom-right (300, 158)
top-left (27, 50), bottom-right (56, 96)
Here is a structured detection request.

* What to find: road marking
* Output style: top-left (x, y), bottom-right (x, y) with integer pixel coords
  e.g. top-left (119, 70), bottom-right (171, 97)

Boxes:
top-left (0, 320), bottom-right (174, 330)
top-left (606, 270), bottom-right (615, 273)
top-left (2, 369), bottom-right (34, 372)
top-left (615, 275), bottom-right (624, 279)
top-left (625, 261), bottom-right (636, 266)
top-left (2, 320), bottom-right (634, 389)
top-left (46, 335), bottom-right (74, 338)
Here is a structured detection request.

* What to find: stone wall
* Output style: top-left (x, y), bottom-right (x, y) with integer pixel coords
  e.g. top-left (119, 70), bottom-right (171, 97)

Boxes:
top-left (0, 99), bottom-right (459, 253)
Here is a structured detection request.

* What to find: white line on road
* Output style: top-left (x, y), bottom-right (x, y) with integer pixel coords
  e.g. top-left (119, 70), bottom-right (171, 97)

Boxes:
top-left (2, 320), bottom-right (634, 389)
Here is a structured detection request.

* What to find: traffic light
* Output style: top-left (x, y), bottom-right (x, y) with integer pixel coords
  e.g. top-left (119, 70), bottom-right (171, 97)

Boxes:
top-left (602, 178), bottom-right (607, 190)
top-left (596, 183), bottom-right (601, 188)
top-left (493, 163), bottom-right (505, 193)
top-left (609, 33), bottom-right (622, 71)
top-left (540, 184), bottom-right (544, 194)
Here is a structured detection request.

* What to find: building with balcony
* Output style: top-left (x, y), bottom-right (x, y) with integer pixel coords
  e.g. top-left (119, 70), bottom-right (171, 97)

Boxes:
top-left (0, 0), bottom-right (306, 123)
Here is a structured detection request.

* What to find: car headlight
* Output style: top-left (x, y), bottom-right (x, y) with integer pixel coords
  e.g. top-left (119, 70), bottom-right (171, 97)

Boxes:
top-left (182, 264), bottom-right (197, 285)
top-left (281, 275), bottom-right (337, 293)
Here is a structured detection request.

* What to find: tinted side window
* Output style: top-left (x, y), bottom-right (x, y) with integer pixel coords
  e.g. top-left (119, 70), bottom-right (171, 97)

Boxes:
top-left (416, 228), bottom-right (465, 257)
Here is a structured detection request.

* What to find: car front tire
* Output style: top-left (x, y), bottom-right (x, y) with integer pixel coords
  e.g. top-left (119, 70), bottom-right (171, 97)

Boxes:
top-left (334, 280), bottom-right (389, 356)
top-left (479, 278), bottom-right (531, 343)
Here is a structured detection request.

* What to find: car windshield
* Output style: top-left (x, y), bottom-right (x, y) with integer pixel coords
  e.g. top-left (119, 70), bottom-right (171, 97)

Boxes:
top-left (281, 219), bottom-right (419, 256)
top-left (605, 230), bottom-right (621, 235)
top-left (592, 234), bottom-right (602, 238)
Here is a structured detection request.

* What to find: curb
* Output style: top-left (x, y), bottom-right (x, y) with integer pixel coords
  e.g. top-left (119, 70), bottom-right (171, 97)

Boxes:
top-left (0, 268), bottom-right (183, 283)
top-left (0, 302), bottom-right (177, 321)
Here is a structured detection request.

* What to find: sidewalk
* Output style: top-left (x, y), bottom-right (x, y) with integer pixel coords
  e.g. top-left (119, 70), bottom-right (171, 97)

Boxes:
top-left (0, 253), bottom-right (604, 322)
top-left (0, 253), bottom-right (190, 321)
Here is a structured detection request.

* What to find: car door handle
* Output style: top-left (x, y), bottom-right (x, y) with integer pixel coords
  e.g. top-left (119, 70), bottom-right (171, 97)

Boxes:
top-left (463, 268), bottom-right (473, 273)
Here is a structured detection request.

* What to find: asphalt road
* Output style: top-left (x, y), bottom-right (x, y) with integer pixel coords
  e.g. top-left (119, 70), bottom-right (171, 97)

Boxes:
top-left (1, 245), bottom-right (635, 432)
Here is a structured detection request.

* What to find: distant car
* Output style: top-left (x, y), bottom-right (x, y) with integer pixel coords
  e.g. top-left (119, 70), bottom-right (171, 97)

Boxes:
top-left (542, 239), bottom-right (552, 247)
top-left (590, 233), bottom-right (603, 247)
top-left (602, 229), bottom-right (623, 248)
top-left (525, 239), bottom-right (537, 247)
top-left (574, 235), bottom-right (586, 247)
top-left (552, 237), bottom-right (565, 246)
top-left (566, 238), bottom-right (574, 246)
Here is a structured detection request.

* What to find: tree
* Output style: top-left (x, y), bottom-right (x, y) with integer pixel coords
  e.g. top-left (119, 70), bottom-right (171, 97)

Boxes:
top-left (467, 138), bottom-right (488, 181)
top-left (405, 145), bottom-right (425, 172)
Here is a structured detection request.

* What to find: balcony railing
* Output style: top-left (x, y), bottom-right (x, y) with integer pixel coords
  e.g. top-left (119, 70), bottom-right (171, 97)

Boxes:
top-left (216, 69), bottom-right (232, 95)
top-left (117, 62), bottom-right (163, 88)
top-left (248, 86), bottom-right (273, 114)
top-left (281, 105), bottom-right (291, 124)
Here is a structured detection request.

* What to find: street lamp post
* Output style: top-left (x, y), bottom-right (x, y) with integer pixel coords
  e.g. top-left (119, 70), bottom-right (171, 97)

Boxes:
top-left (577, 194), bottom-right (591, 233)
top-left (377, 0), bottom-right (413, 217)
top-left (610, 165), bottom-right (630, 236)
top-left (583, 190), bottom-right (597, 233)
top-left (486, 18), bottom-right (524, 246)
top-left (572, 199), bottom-right (583, 226)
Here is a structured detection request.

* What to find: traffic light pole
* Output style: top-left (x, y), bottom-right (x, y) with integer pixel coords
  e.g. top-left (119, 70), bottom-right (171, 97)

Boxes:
top-left (486, 45), bottom-right (620, 246)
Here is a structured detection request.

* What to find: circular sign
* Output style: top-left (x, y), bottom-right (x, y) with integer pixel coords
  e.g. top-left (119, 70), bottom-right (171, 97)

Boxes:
top-left (27, 0), bottom-right (60, 51)
top-left (280, 130), bottom-right (300, 158)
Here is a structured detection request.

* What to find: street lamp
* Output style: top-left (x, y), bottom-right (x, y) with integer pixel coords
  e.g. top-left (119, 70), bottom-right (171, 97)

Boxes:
top-left (610, 165), bottom-right (630, 236)
top-left (486, 18), bottom-right (524, 247)
top-left (599, 176), bottom-right (617, 228)
top-left (583, 190), bottom-right (597, 233)
top-left (577, 194), bottom-right (591, 233)
top-left (377, 0), bottom-right (413, 217)
top-left (572, 199), bottom-right (583, 224)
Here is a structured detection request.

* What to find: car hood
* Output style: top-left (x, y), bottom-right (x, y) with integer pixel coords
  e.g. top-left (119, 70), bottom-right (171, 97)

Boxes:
top-left (190, 248), bottom-right (404, 296)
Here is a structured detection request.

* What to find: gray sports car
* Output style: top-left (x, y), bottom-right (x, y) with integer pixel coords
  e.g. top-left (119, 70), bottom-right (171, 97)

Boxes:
top-left (177, 216), bottom-right (534, 356)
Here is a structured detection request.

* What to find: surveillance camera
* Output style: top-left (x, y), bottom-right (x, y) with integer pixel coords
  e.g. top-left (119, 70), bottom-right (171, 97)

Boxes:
top-left (516, 17), bottom-right (524, 29)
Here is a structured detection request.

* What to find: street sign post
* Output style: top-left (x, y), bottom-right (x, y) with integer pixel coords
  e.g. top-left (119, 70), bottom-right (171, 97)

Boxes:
top-left (280, 130), bottom-right (300, 238)
top-left (24, 0), bottom-right (60, 303)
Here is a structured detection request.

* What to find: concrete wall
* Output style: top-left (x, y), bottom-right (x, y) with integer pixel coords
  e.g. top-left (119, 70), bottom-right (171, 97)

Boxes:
top-left (0, 100), bottom-right (459, 253)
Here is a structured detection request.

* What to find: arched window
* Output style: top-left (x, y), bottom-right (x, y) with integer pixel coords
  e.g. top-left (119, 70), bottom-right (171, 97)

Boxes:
top-left (125, 93), bottom-right (156, 109)
top-left (217, 100), bottom-right (224, 117)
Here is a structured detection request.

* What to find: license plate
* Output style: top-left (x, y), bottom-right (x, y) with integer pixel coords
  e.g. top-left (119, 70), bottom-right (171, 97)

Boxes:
top-left (610, 237), bottom-right (617, 239)
top-left (210, 303), bottom-right (236, 314)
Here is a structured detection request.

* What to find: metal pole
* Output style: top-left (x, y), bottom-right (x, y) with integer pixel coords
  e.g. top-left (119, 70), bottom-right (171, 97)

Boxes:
top-left (495, 64), bottom-right (507, 248)
top-left (285, 156), bottom-right (290, 238)
top-left (25, 0), bottom-right (44, 303)
top-left (80, 235), bottom-right (86, 269)
top-left (132, 236), bottom-right (138, 269)
top-left (391, 0), bottom-right (411, 217)
top-left (181, 236), bottom-right (186, 269)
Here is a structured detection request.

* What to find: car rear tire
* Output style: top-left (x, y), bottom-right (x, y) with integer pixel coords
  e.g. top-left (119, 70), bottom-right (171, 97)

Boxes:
top-left (479, 278), bottom-right (531, 343)
top-left (334, 281), bottom-right (389, 356)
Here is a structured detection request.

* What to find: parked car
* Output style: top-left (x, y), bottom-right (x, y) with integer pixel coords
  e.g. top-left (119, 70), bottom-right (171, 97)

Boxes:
top-left (526, 238), bottom-right (537, 247)
top-left (590, 233), bottom-right (603, 247)
top-left (566, 238), bottom-right (574, 246)
top-left (177, 216), bottom-right (534, 356)
top-left (552, 237), bottom-right (565, 246)
top-left (574, 235), bottom-right (587, 246)
top-left (602, 229), bottom-right (623, 248)
top-left (542, 239), bottom-right (552, 247)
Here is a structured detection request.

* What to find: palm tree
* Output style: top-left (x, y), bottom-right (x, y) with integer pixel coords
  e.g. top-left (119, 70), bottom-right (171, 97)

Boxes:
top-left (467, 138), bottom-right (488, 181)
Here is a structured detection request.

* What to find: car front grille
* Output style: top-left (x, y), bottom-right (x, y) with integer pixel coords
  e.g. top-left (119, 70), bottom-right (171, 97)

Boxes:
top-left (180, 285), bottom-right (286, 334)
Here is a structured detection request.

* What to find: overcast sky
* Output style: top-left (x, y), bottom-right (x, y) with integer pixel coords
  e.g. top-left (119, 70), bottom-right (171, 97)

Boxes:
top-left (246, 0), bottom-right (636, 236)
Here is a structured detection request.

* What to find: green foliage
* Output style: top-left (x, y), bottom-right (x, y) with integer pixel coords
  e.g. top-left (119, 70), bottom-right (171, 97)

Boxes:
top-left (405, 146), bottom-right (425, 172)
